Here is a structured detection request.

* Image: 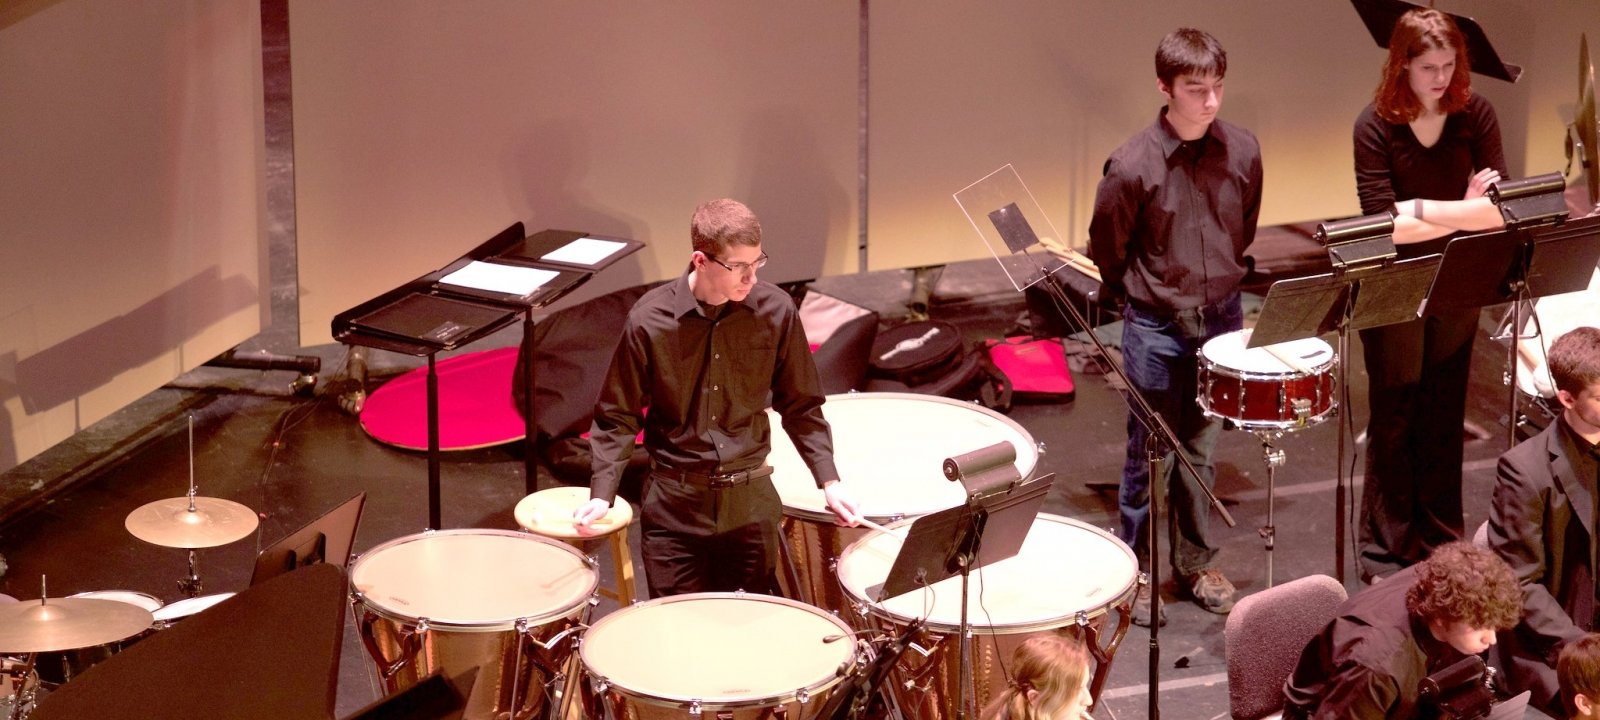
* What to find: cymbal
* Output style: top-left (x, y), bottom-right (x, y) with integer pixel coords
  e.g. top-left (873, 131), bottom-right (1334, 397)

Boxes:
top-left (125, 496), bottom-right (259, 549)
top-left (0, 598), bottom-right (154, 653)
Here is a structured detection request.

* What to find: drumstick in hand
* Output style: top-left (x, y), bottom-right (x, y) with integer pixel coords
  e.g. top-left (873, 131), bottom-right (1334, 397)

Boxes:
top-left (858, 518), bottom-right (906, 539)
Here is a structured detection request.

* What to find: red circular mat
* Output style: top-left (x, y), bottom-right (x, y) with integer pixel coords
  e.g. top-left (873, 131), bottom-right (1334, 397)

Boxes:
top-left (359, 346), bottom-right (526, 451)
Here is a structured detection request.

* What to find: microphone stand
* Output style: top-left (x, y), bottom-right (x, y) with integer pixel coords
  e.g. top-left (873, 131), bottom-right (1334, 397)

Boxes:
top-left (1030, 263), bottom-right (1237, 720)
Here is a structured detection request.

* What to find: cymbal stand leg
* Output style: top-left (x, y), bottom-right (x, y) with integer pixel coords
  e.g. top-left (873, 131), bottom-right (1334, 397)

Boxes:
top-left (179, 549), bottom-right (202, 598)
top-left (6, 653), bottom-right (36, 720)
top-left (1257, 431), bottom-right (1285, 588)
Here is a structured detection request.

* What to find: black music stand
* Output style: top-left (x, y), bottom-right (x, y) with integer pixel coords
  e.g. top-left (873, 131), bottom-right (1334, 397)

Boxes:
top-left (344, 668), bottom-right (477, 720)
top-left (1249, 252), bottom-right (1441, 585)
top-left (333, 223), bottom-right (642, 529)
top-left (250, 492), bottom-right (367, 587)
top-left (877, 473), bottom-right (1051, 719)
top-left (31, 564), bottom-right (347, 720)
top-left (1350, 0), bottom-right (1521, 83)
top-left (1422, 213), bottom-right (1600, 446)
top-left (954, 166), bottom-right (1236, 720)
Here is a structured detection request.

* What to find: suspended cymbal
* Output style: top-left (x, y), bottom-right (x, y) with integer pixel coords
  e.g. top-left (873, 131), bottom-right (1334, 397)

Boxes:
top-left (125, 496), bottom-right (259, 549)
top-left (0, 598), bottom-right (154, 653)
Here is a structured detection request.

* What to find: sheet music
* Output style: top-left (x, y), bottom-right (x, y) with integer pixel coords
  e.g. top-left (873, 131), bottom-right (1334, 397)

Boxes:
top-left (542, 237), bottom-right (626, 266)
top-left (438, 260), bottom-right (557, 297)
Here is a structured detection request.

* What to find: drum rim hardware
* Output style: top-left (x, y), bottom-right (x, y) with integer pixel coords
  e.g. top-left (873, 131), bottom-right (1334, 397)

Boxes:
top-left (349, 528), bottom-right (599, 631)
top-left (840, 513), bottom-right (1138, 635)
top-left (579, 591), bottom-right (858, 711)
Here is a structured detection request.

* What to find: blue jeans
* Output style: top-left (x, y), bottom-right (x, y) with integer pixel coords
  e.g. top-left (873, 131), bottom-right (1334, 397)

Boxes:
top-left (1118, 293), bottom-right (1242, 579)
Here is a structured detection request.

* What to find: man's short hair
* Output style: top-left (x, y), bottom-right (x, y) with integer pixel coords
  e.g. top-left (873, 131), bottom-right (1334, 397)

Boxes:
top-left (1404, 541), bottom-right (1522, 630)
top-left (690, 199), bottom-right (761, 256)
top-left (1155, 28), bottom-right (1227, 87)
top-left (1548, 326), bottom-right (1600, 398)
top-left (1559, 634), bottom-right (1600, 718)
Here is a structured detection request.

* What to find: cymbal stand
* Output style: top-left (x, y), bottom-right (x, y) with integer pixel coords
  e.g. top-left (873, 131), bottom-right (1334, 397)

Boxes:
top-left (1253, 430), bottom-right (1286, 588)
top-left (180, 551), bottom-right (203, 598)
top-left (4, 654), bottom-right (36, 720)
top-left (178, 417), bottom-right (203, 598)
top-left (5, 577), bottom-right (51, 720)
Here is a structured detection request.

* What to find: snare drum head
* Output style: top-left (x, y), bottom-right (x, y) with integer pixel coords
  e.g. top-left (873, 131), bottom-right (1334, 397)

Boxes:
top-left (350, 529), bottom-right (596, 629)
top-left (153, 592), bottom-right (235, 622)
top-left (767, 393), bottom-right (1038, 522)
top-left (839, 514), bottom-right (1137, 633)
top-left (69, 590), bottom-right (163, 613)
top-left (581, 593), bottom-right (854, 705)
top-left (1202, 330), bottom-right (1334, 376)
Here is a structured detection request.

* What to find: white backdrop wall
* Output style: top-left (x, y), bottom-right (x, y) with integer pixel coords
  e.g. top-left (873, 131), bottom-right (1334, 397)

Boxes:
top-left (0, 0), bottom-right (268, 473)
top-left (1, 1), bottom-right (1594, 473)
top-left (294, 1), bottom-right (1599, 346)
top-left (292, 2), bottom-right (861, 344)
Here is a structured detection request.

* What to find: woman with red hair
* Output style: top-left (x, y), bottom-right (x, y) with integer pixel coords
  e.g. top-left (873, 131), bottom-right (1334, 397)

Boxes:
top-left (1353, 8), bottom-right (1508, 584)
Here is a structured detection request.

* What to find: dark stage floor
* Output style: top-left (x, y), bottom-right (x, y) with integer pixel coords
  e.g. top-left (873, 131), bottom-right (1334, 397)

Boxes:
top-left (0, 254), bottom-right (1524, 719)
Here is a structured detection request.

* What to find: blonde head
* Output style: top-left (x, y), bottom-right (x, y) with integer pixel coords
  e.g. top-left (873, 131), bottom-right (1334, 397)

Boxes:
top-left (981, 634), bottom-right (1094, 720)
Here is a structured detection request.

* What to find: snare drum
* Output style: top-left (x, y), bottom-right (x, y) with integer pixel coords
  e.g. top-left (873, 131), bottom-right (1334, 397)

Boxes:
top-left (837, 513), bottom-right (1137, 718)
top-left (35, 590), bottom-right (165, 685)
top-left (579, 592), bottom-right (860, 719)
top-left (767, 392), bottom-right (1038, 612)
top-left (350, 529), bottom-right (597, 720)
top-left (1198, 330), bottom-right (1337, 430)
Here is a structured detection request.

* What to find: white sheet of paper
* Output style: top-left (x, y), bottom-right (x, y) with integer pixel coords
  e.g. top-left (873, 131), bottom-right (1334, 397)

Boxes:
top-left (541, 237), bottom-right (626, 266)
top-left (438, 261), bottom-right (558, 296)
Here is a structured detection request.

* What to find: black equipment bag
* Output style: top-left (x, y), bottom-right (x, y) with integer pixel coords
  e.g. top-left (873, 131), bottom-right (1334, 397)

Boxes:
top-left (867, 320), bottom-right (1012, 411)
top-left (869, 320), bottom-right (965, 387)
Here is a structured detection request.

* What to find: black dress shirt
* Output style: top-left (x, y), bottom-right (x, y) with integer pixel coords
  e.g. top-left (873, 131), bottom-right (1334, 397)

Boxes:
top-left (1088, 107), bottom-right (1263, 313)
top-left (587, 272), bottom-right (838, 503)
top-left (1558, 415), bottom-right (1600, 497)
top-left (1283, 565), bottom-right (1466, 719)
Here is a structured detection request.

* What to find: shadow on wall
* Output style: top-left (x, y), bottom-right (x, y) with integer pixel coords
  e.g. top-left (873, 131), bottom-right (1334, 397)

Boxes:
top-left (501, 119), bottom-right (654, 314)
top-left (13, 266), bottom-right (258, 414)
top-left (734, 105), bottom-right (851, 282)
top-left (0, 351), bottom-right (16, 470)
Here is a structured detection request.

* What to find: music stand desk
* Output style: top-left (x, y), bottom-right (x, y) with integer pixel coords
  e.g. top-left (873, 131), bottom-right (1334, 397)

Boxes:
top-left (333, 223), bottom-right (643, 529)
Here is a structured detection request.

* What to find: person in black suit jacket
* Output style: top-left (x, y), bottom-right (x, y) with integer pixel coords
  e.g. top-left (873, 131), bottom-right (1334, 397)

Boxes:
top-left (1489, 326), bottom-right (1600, 715)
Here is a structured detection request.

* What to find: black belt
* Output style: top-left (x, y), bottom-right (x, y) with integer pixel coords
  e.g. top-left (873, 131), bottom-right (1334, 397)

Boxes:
top-left (653, 464), bottom-right (773, 489)
top-left (1127, 295), bottom-right (1234, 323)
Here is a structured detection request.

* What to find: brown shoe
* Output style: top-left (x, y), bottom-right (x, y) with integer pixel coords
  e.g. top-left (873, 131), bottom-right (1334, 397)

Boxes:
top-left (1131, 582), bottom-right (1167, 627)
top-left (1185, 568), bottom-right (1236, 614)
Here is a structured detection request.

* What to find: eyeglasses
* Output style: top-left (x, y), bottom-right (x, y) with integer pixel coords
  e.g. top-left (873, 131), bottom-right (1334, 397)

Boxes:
top-left (706, 252), bottom-right (769, 275)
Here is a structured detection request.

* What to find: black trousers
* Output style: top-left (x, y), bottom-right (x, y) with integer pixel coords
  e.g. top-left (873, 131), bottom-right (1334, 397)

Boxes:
top-left (639, 472), bottom-right (783, 598)
top-left (1357, 310), bottom-right (1477, 579)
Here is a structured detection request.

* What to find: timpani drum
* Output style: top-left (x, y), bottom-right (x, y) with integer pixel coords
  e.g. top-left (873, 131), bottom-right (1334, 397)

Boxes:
top-left (837, 513), bottom-right (1136, 719)
top-left (767, 392), bottom-right (1038, 612)
top-left (350, 529), bottom-right (598, 720)
top-left (578, 592), bottom-right (862, 719)
top-left (1198, 330), bottom-right (1337, 431)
